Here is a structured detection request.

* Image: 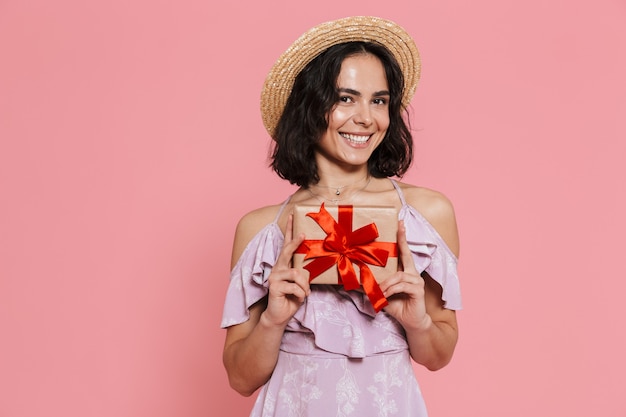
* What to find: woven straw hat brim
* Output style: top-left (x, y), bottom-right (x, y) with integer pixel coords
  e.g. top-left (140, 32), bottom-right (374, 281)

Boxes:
top-left (260, 16), bottom-right (421, 139)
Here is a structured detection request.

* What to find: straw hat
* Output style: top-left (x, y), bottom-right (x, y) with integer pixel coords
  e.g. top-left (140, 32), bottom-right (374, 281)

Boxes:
top-left (260, 16), bottom-right (421, 138)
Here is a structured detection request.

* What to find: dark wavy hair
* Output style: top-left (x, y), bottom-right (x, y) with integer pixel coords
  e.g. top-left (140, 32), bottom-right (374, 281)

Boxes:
top-left (270, 41), bottom-right (413, 187)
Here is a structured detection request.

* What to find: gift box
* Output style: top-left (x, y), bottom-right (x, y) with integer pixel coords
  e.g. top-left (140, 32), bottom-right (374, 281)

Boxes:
top-left (293, 203), bottom-right (398, 300)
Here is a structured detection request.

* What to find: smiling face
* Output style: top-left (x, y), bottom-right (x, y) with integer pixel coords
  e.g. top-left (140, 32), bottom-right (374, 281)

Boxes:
top-left (315, 53), bottom-right (390, 172)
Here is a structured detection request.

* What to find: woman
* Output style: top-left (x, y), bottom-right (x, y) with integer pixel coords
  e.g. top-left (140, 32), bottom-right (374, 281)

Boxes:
top-left (221, 16), bottom-right (462, 416)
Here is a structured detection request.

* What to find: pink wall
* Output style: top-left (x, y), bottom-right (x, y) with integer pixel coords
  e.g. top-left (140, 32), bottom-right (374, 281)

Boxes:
top-left (1, 1), bottom-right (625, 416)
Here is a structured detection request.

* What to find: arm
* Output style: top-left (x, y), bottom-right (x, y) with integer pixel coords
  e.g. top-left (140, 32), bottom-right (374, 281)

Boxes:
top-left (378, 189), bottom-right (460, 370)
top-left (401, 269), bottom-right (459, 370)
top-left (222, 299), bottom-right (288, 396)
top-left (222, 213), bottom-right (310, 396)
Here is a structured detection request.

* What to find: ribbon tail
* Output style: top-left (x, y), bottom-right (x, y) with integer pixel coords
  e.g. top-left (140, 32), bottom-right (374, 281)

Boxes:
top-left (304, 256), bottom-right (339, 281)
top-left (358, 263), bottom-right (388, 313)
top-left (337, 257), bottom-right (360, 291)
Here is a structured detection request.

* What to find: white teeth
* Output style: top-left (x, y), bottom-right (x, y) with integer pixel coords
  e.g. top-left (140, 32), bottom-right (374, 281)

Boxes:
top-left (341, 133), bottom-right (370, 143)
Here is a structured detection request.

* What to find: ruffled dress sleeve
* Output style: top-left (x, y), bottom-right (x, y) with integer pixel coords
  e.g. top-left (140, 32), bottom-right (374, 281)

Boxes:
top-left (400, 204), bottom-right (463, 310)
top-left (220, 223), bottom-right (283, 328)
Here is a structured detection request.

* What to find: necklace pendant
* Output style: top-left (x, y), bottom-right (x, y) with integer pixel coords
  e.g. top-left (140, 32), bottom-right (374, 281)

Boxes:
top-left (335, 189), bottom-right (341, 196)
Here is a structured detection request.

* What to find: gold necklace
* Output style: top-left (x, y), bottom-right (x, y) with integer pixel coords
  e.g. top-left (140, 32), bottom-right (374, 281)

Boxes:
top-left (307, 177), bottom-right (372, 205)
top-left (310, 175), bottom-right (369, 196)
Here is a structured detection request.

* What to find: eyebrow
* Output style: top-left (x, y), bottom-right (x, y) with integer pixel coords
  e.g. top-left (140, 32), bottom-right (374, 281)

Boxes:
top-left (338, 88), bottom-right (390, 97)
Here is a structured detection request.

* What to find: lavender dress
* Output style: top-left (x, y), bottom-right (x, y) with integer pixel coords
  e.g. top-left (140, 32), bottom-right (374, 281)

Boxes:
top-left (221, 180), bottom-right (462, 417)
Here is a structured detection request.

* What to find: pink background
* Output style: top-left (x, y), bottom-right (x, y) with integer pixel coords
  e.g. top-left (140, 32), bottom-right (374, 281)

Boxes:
top-left (1, 0), bottom-right (625, 416)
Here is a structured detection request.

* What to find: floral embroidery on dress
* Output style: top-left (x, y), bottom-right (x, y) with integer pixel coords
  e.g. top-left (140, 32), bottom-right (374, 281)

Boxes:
top-left (279, 355), bottom-right (323, 417)
top-left (336, 360), bottom-right (361, 416)
top-left (368, 353), bottom-right (405, 416)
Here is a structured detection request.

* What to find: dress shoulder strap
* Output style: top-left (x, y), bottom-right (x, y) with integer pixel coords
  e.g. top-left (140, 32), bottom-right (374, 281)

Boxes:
top-left (389, 179), bottom-right (407, 206)
top-left (273, 194), bottom-right (292, 223)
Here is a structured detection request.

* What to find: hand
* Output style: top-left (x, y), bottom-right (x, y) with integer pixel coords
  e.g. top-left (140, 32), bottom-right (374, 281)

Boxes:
top-left (378, 221), bottom-right (431, 331)
top-left (262, 214), bottom-right (311, 327)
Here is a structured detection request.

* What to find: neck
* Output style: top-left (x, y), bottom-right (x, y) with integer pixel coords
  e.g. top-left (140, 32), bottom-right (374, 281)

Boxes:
top-left (319, 173), bottom-right (367, 186)
top-left (307, 174), bottom-right (371, 205)
top-left (315, 165), bottom-right (369, 186)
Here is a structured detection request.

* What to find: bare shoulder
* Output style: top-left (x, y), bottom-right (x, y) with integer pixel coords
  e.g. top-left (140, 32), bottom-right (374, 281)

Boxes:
top-left (397, 182), bottom-right (460, 257)
top-left (230, 204), bottom-right (283, 268)
top-left (398, 182), bottom-right (456, 223)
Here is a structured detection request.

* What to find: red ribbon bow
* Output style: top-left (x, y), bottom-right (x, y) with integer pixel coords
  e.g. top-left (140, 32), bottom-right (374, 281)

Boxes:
top-left (295, 204), bottom-right (398, 312)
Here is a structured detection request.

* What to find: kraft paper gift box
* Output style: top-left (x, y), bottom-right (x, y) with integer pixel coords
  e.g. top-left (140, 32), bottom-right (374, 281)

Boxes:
top-left (292, 204), bottom-right (399, 287)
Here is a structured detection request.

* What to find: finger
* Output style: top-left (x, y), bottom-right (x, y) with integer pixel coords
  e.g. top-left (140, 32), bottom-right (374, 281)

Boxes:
top-left (269, 257), bottom-right (311, 296)
top-left (382, 273), bottom-right (425, 297)
top-left (397, 220), bottom-right (418, 275)
top-left (271, 280), bottom-right (309, 303)
top-left (288, 264), bottom-right (311, 296)
top-left (379, 270), bottom-right (420, 294)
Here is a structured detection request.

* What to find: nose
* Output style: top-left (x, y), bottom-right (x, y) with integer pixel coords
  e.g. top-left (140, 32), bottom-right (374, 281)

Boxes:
top-left (353, 104), bottom-right (372, 126)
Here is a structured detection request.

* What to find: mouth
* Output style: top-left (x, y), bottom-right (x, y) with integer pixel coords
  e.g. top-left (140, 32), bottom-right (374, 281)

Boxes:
top-left (340, 132), bottom-right (372, 144)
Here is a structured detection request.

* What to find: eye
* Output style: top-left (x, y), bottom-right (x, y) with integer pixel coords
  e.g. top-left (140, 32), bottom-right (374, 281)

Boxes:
top-left (339, 95), bottom-right (354, 103)
top-left (373, 97), bottom-right (388, 105)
